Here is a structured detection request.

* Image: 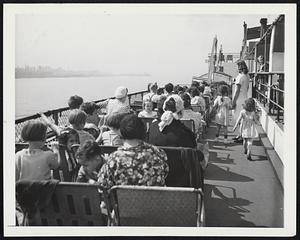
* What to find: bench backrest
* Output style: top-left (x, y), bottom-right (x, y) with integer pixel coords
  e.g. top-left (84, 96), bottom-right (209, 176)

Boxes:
top-left (110, 185), bottom-right (204, 227)
top-left (38, 182), bottom-right (106, 226)
top-left (161, 146), bottom-right (204, 189)
top-left (180, 119), bottom-right (196, 133)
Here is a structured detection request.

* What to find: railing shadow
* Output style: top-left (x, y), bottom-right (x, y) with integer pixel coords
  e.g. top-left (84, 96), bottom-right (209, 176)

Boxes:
top-left (205, 162), bottom-right (254, 182)
top-left (204, 183), bottom-right (256, 227)
top-left (208, 151), bottom-right (235, 165)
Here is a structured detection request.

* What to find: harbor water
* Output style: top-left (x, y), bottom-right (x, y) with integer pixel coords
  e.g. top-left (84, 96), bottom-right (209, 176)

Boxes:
top-left (15, 76), bottom-right (155, 118)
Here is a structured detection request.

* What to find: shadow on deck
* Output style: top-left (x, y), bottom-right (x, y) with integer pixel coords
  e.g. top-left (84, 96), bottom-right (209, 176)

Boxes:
top-left (203, 121), bottom-right (283, 227)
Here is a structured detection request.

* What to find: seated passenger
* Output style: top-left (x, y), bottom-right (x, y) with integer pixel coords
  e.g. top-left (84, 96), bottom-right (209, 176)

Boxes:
top-left (190, 86), bottom-right (206, 113)
top-left (143, 82), bottom-right (160, 108)
top-left (97, 86), bottom-right (130, 115)
top-left (96, 112), bottom-right (128, 146)
top-left (164, 83), bottom-right (174, 97)
top-left (80, 102), bottom-right (101, 126)
top-left (39, 109), bottom-right (94, 147)
top-left (76, 140), bottom-right (104, 184)
top-left (97, 114), bottom-right (169, 189)
top-left (138, 100), bottom-right (157, 118)
top-left (180, 93), bottom-right (203, 134)
top-left (68, 95), bottom-right (84, 110)
top-left (68, 109), bottom-right (95, 146)
top-left (83, 123), bottom-right (100, 139)
top-left (148, 95), bottom-right (197, 148)
top-left (15, 120), bottom-right (60, 181)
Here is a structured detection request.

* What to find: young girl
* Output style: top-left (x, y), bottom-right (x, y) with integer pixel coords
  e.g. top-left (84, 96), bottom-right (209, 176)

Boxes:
top-left (138, 101), bottom-right (157, 118)
top-left (96, 112), bottom-right (128, 146)
top-left (58, 128), bottom-right (80, 181)
top-left (76, 140), bottom-right (105, 184)
top-left (233, 98), bottom-right (260, 161)
top-left (15, 120), bottom-right (60, 181)
top-left (213, 85), bottom-right (232, 144)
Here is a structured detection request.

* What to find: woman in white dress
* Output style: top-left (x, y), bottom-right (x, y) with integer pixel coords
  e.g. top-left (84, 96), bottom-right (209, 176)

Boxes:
top-left (232, 60), bottom-right (250, 142)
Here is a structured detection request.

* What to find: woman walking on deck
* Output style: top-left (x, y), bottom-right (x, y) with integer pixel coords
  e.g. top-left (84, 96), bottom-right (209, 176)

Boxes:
top-left (232, 60), bottom-right (250, 143)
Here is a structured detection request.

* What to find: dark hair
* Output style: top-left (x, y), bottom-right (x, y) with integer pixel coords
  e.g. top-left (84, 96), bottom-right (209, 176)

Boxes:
top-left (237, 60), bottom-right (249, 74)
top-left (174, 85), bottom-right (184, 94)
top-left (219, 85), bottom-right (229, 96)
top-left (80, 102), bottom-right (99, 115)
top-left (244, 98), bottom-right (256, 112)
top-left (198, 85), bottom-right (204, 93)
top-left (164, 97), bottom-right (176, 113)
top-left (68, 109), bottom-right (87, 126)
top-left (21, 120), bottom-right (47, 142)
top-left (181, 93), bottom-right (191, 109)
top-left (76, 140), bottom-right (102, 162)
top-left (190, 87), bottom-right (200, 97)
top-left (120, 114), bottom-right (146, 140)
top-left (165, 83), bottom-right (174, 94)
top-left (58, 127), bottom-right (79, 145)
top-left (83, 127), bottom-right (100, 139)
top-left (191, 81), bottom-right (200, 88)
top-left (157, 88), bottom-right (164, 95)
top-left (105, 112), bottom-right (129, 129)
top-left (68, 95), bottom-right (83, 109)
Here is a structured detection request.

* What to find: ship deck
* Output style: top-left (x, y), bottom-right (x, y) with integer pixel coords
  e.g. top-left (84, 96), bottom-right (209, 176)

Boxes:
top-left (203, 121), bottom-right (283, 227)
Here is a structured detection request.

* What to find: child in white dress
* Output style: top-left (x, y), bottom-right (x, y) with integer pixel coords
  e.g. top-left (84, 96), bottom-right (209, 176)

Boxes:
top-left (138, 101), bottom-right (157, 118)
top-left (233, 98), bottom-right (261, 160)
top-left (213, 85), bottom-right (232, 143)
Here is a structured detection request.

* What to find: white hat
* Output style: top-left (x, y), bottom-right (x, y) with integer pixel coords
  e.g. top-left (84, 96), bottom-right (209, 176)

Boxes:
top-left (114, 86), bottom-right (128, 99)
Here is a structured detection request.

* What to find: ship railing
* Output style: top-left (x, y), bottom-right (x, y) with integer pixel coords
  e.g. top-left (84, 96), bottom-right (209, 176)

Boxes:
top-left (250, 72), bottom-right (284, 124)
top-left (15, 90), bottom-right (148, 143)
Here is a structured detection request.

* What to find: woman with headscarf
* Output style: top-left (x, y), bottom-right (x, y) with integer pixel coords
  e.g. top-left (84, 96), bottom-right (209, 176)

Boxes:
top-left (232, 60), bottom-right (250, 142)
top-left (148, 94), bottom-right (197, 148)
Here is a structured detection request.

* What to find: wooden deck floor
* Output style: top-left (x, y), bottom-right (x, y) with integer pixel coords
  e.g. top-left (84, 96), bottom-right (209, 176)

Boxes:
top-left (203, 121), bottom-right (283, 227)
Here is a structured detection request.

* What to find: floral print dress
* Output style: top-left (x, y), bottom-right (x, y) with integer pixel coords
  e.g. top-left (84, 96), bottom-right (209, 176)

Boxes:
top-left (97, 142), bottom-right (169, 189)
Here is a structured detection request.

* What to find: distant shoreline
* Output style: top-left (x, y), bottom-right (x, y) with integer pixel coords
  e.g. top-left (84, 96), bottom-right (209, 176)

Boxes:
top-left (15, 73), bottom-right (151, 79)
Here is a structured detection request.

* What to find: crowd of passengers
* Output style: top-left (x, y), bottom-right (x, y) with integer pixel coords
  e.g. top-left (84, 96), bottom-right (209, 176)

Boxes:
top-left (16, 60), bottom-right (261, 189)
top-left (16, 81), bottom-right (214, 186)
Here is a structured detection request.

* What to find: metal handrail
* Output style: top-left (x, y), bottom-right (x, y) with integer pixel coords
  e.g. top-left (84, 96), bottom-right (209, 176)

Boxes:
top-left (15, 89), bottom-right (148, 142)
top-left (15, 89), bottom-right (148, 123)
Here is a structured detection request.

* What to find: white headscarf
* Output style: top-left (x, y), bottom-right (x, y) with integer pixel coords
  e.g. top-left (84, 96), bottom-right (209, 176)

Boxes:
top-left (158, 94), bottom-right (184, 132)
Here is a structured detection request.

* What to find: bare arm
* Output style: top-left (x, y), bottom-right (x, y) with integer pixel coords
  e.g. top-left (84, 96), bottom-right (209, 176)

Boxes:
top-left (232, 84), bottom-right (241, 108)
top-left (232, 111), bottom-right (243, 132)
top-left (39, 112), bottom-right (62, 135)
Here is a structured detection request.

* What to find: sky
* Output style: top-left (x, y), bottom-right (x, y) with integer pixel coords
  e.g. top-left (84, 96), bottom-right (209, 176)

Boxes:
top-left (15, 13), bottom-right (278, 84)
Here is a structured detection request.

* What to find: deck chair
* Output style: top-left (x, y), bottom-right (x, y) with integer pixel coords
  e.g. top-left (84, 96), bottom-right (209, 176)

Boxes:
top-left (161, 146), bottom-right (204, 189)
top-left (109, 185), bottom-right (205, 227)
top-left (19, 182), bottom-right (108, 226)
top-left (180, 119), bottom-right (196, 133)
